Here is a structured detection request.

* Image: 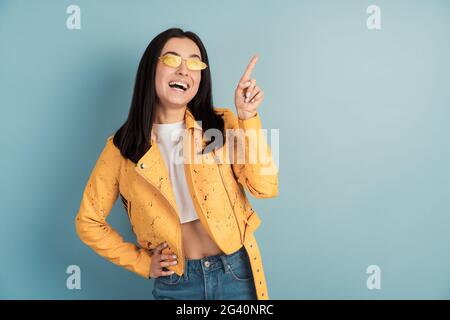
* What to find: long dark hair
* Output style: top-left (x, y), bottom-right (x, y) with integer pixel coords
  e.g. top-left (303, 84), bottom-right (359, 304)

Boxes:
top-left (112, 28), bottom-right (224, 163)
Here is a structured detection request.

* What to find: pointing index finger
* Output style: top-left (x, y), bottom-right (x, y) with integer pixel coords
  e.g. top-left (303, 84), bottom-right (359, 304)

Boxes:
top-left (240, 54), bottom-right (259, 83)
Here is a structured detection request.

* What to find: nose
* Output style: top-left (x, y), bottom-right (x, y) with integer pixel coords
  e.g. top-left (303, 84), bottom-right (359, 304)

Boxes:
top-left (176, 59), bottom-right (189, 76)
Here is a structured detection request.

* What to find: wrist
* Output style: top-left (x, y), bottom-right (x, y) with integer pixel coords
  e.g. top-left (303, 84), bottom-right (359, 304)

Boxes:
top-left (237, 110), bottom-right (257, 121)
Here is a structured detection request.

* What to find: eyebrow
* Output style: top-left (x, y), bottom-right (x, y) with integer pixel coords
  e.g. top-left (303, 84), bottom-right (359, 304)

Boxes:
top-left (162, 51), bottom-right (202, 60)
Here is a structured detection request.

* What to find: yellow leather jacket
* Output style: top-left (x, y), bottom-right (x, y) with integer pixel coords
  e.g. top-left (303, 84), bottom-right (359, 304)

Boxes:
top-left (75, 107), bottom-right (278, 300)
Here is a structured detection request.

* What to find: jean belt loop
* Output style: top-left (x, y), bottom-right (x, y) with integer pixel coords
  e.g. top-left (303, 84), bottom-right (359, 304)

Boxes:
top-left (183, 260), bottom-right (188, 281)
top-left (219, 254), bottom-right (229, 274)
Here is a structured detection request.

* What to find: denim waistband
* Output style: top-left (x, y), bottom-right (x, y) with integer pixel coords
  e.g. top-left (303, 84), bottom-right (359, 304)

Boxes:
top-left (181, 245), bottom-right (247, 277)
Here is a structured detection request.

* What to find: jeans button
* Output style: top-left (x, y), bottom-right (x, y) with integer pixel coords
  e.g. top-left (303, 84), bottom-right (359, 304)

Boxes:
top-left (204, 261), bottom-right (210, 268)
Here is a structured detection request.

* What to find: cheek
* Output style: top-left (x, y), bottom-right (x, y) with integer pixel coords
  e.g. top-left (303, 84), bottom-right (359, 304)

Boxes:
top-left (155, 67), bottom-right (169, 96)
top-left (191, 74), bottom-right (202, 94)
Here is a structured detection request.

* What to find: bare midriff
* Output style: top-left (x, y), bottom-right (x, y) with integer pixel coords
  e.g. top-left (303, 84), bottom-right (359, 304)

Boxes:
top-left (181, 219), bottom-right (224, 259)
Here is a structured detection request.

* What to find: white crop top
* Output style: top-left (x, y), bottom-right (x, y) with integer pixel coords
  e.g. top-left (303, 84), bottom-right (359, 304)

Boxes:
top-left (152, 120), bottom-right (199, 224)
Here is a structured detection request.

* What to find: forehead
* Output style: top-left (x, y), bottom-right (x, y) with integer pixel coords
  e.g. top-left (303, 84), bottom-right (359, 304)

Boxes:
top-left (161, 37), bottom-right (202, 59)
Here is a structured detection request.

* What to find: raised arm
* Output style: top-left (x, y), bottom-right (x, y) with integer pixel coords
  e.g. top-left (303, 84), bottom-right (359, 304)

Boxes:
top-left (226, 54), bottom-right (279, 198)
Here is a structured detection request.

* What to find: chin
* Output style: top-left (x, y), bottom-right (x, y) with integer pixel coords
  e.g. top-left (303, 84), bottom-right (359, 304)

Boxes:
top-left (162, 99), bottom-right (189, 108)
top-left (167, 95), bottom-right (193, 105)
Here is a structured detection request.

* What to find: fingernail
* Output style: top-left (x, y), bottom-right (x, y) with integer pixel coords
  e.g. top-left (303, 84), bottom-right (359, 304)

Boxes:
top-left (171, 271), bottom-right (175, 274)
top-left (172, 255), bottom-right (177, 259)
top-left (172, 261), bottom-right (178, 265)
top-left (164, 243), bottom-right (168, 247)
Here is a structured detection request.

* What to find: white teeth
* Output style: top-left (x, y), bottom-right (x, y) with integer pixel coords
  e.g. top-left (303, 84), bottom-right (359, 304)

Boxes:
top-left (169, 81), bottom-right (189, 90)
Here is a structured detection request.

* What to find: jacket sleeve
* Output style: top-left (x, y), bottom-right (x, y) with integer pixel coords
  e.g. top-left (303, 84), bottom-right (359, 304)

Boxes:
top-left (221, 108), bottom-right (279, 198)
top-left (74, 136), bottom-right (153, 279)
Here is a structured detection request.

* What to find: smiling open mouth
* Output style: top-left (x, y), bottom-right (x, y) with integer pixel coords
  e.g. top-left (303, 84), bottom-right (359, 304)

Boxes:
top-left (169, 81), bottom-right (189, 92)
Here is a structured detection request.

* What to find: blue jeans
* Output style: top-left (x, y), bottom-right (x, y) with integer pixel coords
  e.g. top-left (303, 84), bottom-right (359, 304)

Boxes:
top-left (152, 245), bottom-right (257, 300)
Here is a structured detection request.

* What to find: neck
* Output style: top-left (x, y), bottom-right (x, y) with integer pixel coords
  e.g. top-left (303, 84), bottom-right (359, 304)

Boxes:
top-left (153, 104), bottom-right (187, 124)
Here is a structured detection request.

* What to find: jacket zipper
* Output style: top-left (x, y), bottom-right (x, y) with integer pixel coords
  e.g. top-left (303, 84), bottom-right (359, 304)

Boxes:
top-left (214, 151), bottom-right (245, 245)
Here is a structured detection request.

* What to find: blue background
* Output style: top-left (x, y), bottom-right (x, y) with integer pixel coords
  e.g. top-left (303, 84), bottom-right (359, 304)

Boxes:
top-left (1, 0), bottom-right (449, 299)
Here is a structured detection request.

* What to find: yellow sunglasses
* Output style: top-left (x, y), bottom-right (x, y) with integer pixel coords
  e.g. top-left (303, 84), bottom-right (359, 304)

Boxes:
top-left (158, 53), bottom-right (208, 71)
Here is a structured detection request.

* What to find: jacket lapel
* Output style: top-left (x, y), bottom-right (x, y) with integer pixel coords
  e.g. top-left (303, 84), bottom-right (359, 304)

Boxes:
top-left (135, 141), bottom-right (179, 213)
top-left (134, 107), bottom-right (203, 216)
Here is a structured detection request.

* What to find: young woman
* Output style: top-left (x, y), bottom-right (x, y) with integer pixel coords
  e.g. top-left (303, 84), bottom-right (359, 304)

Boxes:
top-left (75, 28), bottom-right (278, 300)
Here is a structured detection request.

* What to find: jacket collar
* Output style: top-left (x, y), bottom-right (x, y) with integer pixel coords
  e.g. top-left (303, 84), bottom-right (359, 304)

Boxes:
top-left (185, 107), bottom-right (203, 131)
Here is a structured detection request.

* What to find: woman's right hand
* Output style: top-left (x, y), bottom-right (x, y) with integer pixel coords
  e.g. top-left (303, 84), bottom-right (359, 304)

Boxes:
top-left (149, 241), bottom-right (178, 279)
